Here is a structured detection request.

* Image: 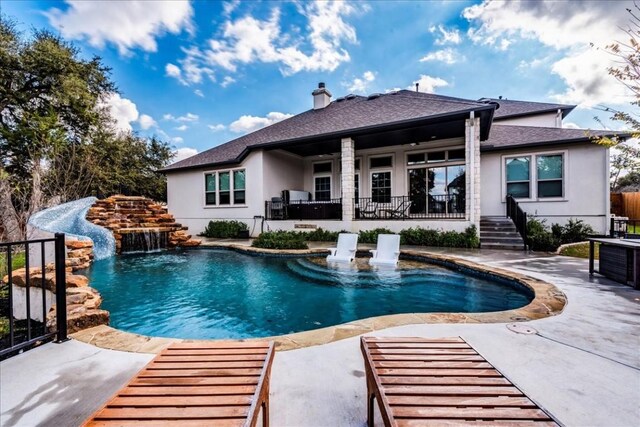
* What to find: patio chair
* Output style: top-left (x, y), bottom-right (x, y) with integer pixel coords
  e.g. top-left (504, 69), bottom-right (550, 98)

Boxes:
top-left (359, 201), bottom-right (379, 219)
top-left (82, 341), bottom-right (275, 427)
top-left (360, 336), bottom-right (559, 427)
top-left (380, 200), bottom-right (412, 219)
top-left (327, 233), bottom-right (359, 263)
top-left (369, 234), bottom-right (401, 267)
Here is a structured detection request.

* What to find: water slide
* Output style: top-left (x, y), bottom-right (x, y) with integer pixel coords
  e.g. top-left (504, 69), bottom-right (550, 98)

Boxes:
top-left (28, 197), bottom-right (115, 260)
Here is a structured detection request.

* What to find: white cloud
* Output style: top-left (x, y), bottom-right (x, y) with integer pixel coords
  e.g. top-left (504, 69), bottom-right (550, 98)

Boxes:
top-left (419, 48), bottom-right (461, 65)
top-left (429, 24), bottom-right (461, 45)
top-left (229, 112), bottom-right (293, 133)
top-left (46, 0), bottom-right (193, 55)
top-left (163, 113), bottom-right (199, 122)
top-left (344, 70), bottom-right (376, 93)
top-left (222, 0), bottom-right (240, 17)
top-left (221, 76), bottom-right (236, 88)
top-left (138, 114), bottom-right (157, 130)
top-left (171, 136), bottom-right (184, 144)
top-left (174, 124), bottom-right (188, 131)
top-left (165, 63), bottom-right (181, 78)
top-left (408, 75), bottom-right (449, 93)
top-left (101, 93), bottom-right (139, 132)
top-left (171, 1), bottom-right (364, 85)
top-left (172, 147), bottom-right (198, 163)
top-left (208, 124), bottom-right (226, 132)
top-left (462, 1), bottom-right (632, 107)
top-left (194, 89), bottom-right (204, 97)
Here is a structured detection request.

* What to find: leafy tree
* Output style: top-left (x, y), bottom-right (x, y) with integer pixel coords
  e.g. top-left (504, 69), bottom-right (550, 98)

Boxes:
top-left (0, 17), bottom-right (173, 240)
top-left (595, 5), bottom-right (640, 190)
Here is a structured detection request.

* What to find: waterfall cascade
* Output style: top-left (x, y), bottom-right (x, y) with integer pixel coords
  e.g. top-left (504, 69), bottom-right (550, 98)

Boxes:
top-left (28, 197), bottom-right (116, 260)
top-left (120, 230), bottom-right (169, 253)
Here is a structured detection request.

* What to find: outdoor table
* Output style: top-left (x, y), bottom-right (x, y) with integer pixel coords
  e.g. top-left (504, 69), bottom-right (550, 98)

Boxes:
top-left (588, 237), bottom-right (640, 289)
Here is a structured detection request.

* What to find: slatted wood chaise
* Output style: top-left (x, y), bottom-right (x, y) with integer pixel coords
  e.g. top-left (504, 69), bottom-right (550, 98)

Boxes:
top-left (361, 337), bottom-right (559, 426)
top-left (83, 341), bottom-right (275, 427)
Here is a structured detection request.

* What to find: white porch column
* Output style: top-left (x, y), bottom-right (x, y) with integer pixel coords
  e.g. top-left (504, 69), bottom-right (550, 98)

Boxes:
top-left (341, 137), bottom-right (355, 227)
top-left (465, 114), bottom-right (481, 225)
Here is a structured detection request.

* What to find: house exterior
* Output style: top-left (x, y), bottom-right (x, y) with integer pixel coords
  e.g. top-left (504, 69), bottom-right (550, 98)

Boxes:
top-left (163, 84), bottom-right (620, 239)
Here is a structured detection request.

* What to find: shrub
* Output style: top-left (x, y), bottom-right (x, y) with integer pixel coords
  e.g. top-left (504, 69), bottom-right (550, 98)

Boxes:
top-left (201, 220), bottom-right (248, 238)
top-left (251, 231), bottom-right (308, 249)
top-left (526, 218), bottom-right (560, 252)
top-left (400, 225), bottom-right (479, 248)
top-left (558, 219), bottom-right (594, 244)
top-left (358, 228), bottom-right (394, 244)
top-left (300, 228), bottom-right (342, 242)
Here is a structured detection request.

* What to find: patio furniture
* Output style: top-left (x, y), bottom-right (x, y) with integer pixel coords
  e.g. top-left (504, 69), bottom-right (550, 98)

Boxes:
top-left (270, 197), bottom-right (285, 220)
top-left (327, 233), bottom-right (359, 263)
top-left (379, 200), bottom-right (412, 219)
top-left (82, 341), bottom-right (275, 427)
top-left (360, 201), bottom-right (379, 219)
top-left (589, 237), bottom-right (640, 289)
top-left (369, 234), bottom-right (401, 267)
top-left (360, 336), bottom-right (558, 427)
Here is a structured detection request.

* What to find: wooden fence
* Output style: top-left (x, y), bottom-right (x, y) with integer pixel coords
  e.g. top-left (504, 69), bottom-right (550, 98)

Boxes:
top-left (611, 192), bottom-right (640, 219)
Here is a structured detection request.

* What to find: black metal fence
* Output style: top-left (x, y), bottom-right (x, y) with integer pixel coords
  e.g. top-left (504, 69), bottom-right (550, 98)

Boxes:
top-left (354, 195), bottom-right (465, 220)
top-left (506, 195), bottom-right (528, 251)
top-left (265, 199), bottom-right (342, 220)
top-left (0, 233), bottom-right (68, 359)
top-left (610, 218), bottom-right (640, 238)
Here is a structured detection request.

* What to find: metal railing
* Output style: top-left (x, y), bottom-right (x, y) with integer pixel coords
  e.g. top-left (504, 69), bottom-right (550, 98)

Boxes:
top-left (354, 195), bottom-right (465, 220)
top-left (265, 199), bottom-right (342, 220)
top-left (610, 217), bottom-right (640, 238)
top-left (1, 233), bottom-right (67, 359)
top-left (506, 195), bottom-right (528, 251)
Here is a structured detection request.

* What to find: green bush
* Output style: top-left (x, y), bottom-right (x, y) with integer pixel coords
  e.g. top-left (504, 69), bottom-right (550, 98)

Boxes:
top-left (300, 228), bottom-right (342, 242)
top-left (201, 220), bottom-right (248, 238)
top-left (400, 225), bottom-right (479, 248)
top-left (251, 231), bottom-right (308, 249)
top-left (358, 228), bottom-right (394, 244)
top-left (527, 218), bottom-right (594, 252)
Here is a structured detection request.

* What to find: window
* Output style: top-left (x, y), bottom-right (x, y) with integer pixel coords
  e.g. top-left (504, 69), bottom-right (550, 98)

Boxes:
top-left (506, 157), bottom-right (531, 199)
top-left (407, 149), bottom-right (464, 166)
top-left (219, 172), bottom-right (230, 205)
top-left (354, 159), bottom-right (361, 170)
top-left (427, 151), bottom-right (446, 163)
top-left (313, 162), bottom-right (332, 174)
top-left (371, 171), bottom-right (391, 203)
top-left (448, 149), bottom-right (465, 161)
top-left (370, 156), bottom-right (392, 168)
top-left (204, 169), bottom-right (245, 206)
top-left (537, 154), bottom-right (563, 198)
top-left (233, 170), bottom-right (246, 204)
top-left (205, 174), bottom-right (216, 205)
top-left (354, 173), bottom-right (360, 201)
top-left (407, 153), bottom-right (426, 165)
top-left (315, 176), bottom-right (331, 201)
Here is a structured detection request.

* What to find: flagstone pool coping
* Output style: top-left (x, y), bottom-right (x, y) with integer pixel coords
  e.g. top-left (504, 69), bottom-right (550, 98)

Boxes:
top-left (70, 245), bottom-right (567, 353)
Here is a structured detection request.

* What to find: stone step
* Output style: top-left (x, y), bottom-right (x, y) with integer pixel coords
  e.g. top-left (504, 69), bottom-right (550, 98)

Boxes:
top-left (480, 242), bottom-right (526, 250)
top-left (481, 237), bottom-right (524, 244)
top-left (480, 231), bottom-right (520, 237)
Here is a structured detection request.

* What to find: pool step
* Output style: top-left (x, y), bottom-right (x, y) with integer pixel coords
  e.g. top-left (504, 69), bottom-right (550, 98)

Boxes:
top-left (480, 217), bottom-right (526, 251)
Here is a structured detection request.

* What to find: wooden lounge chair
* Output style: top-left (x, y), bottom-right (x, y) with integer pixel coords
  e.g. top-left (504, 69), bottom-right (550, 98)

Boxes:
top-left (83, 341), bottom-right (275, 427)
top-left (361, 336), bottom-right (558, 427)
top-left (360, 201), bottom-right (379, 219)
top-left (380, 200), bottom-right (412, 219)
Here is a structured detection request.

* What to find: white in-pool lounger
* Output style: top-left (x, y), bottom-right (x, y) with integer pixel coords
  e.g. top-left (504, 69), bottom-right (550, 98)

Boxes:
top-left (327, 233), bottom-right (359, 263)
top-left (369, 234), bottom-right (401, 267)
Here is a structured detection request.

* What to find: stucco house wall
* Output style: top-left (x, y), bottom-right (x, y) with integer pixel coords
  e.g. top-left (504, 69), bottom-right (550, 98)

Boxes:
top-left (496, 112), bottom-right (560, 128)
top-left (480, 142), bottom-right (610, 233)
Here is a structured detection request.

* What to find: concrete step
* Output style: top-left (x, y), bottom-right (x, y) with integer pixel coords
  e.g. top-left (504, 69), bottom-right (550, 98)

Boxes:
top-left (480, 242), bottom-right (526, 250)
top-left (481, 237), bottom-right (524, 244)
top-left (480, 231), bottom-right (521, 238)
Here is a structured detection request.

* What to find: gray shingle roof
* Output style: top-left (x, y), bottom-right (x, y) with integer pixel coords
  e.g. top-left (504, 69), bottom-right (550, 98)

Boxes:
top-left (482, 124), bottom-right (619, 151)
top-left (163, 90), bottom-right (493, 172)
top-left (479, 98), bottom-right (575, 119)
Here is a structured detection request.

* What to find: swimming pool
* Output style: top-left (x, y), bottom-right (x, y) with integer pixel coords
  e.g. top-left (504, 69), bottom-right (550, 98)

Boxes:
top-left (83, 249), bottom-right (533, 339)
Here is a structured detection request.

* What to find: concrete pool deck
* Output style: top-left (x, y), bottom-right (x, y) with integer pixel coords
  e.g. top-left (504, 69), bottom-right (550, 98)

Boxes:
top-left (1, 248), bottom-right (639, 426)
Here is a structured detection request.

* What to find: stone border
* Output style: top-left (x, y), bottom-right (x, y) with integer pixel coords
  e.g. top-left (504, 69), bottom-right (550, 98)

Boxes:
top-left (71, 246), bottom-right (567, 353)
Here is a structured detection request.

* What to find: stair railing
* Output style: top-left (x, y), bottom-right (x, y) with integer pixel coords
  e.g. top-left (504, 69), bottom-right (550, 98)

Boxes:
top-left (505, 195), bottom-right (528, 251)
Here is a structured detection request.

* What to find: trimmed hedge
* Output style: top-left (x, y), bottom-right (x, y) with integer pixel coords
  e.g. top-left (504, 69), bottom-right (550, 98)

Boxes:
top-left (251, 231), bottom-right (308, 249)
top-left (201, 220), bottom-right (248, 238)
top-left (251, 225), bottom-right (480, 250)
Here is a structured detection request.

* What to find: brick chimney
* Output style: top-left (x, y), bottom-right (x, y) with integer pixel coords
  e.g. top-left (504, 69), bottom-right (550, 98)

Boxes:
top-left (312, 82), bottom-right (332, 110)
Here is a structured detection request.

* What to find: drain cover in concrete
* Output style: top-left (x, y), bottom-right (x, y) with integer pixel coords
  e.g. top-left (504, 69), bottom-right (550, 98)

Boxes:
top-left (507, 323), bottom-right (538, 335)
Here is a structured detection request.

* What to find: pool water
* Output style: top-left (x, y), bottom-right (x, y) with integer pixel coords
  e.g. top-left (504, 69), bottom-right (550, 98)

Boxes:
top-left (84, 249), bottom-right (533, 339)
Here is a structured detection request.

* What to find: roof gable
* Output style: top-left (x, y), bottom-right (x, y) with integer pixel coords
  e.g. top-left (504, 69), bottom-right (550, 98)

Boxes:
top-left (479, 98), bottom-right (576, 120)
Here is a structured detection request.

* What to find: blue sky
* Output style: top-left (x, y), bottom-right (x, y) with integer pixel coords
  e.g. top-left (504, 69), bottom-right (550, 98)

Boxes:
top-left (3, 0), bottom-right (634, 162)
